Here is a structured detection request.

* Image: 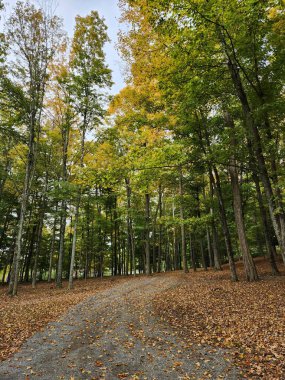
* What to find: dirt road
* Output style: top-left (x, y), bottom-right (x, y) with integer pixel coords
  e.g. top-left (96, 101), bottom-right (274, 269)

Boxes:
top-left (0, 273), bottom-right (240, 379)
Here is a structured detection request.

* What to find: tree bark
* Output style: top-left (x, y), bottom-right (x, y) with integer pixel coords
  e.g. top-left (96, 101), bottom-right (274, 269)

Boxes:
top-left (125, 178), bottom-right (135, 276)
top-left (69, 124), bottom-right (86, 288)
top-left (23, 223), bottom-right (37, 283)
top-left (145, 193), bottom-right (151, 275)
top-left (251, 167), bottom-right (280, 275)
top-left (206, 227), bottom-right (214, 268)
top-left (220, 37), bottom-right (285, 263)
top-left (157, 186), bottom-right (163, 272)
top-left (189, 233), bottom-right (196, 272)
top-left (32, 214), bottom-right (44, 288)
top-left (228, 160), bottom-right (258, 280)
top-left (113, 200), bottom-right (118, 276)
top-left (56, 115), bottom-right (70, 288)
top-left (211, 218), bottom-right (222, 270)
top-left (68, 196), bottom-right (80, 289)
top-left (48, 206), bottom-right (58, 283)
top-left (8, 122), bottom-right (36, 296)
top-left (225, 111), bottom-right (258, 281)
top-left (179, 167), bottom-right (188, 273)
top-left (195, 113), bottom-right (233, 276)
top-left (200, 239), bottom-right (208, 271)
top-left (210, 168), bottom-right (238, 281)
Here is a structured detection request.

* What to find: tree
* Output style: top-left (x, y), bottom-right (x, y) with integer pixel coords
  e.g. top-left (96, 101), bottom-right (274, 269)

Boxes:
top-left (7, 1), bottom-right (63, 295)
top-left (118, 0), bottom-right (284, 281)
top-left (67, 11), bottom-right (112, 289)
top-left (0, 0), bottom-right (6, 66)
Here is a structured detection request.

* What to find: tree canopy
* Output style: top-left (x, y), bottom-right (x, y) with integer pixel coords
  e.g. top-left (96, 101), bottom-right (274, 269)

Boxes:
top-left (0, 0), bottom-right (285, 295)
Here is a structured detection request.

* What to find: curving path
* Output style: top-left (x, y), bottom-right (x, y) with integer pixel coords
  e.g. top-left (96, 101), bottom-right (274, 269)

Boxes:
top-left (0, 273), bottom-right (241, 380)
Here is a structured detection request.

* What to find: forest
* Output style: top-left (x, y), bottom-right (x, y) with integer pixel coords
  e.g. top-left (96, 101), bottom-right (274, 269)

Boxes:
top-left (0, 0), bottom-right (285, 379)
top-left (0, 0), bottom-right (284, 293)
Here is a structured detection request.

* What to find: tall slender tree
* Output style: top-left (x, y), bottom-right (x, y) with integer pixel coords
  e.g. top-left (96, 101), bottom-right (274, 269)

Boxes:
top-left (7, 1), bottom-right (63, 295)
top-left (67, 11), bottom-right (112, 289)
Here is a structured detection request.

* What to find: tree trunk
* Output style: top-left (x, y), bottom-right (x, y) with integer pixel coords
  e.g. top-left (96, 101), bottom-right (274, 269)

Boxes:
top-left (211, 219), bottom-right (222, 270)
top-left (56, 120), bottom-right (70, 288)
top-left (179, 167), bottom-right (188, 273)
top-left (32, 172), bottom-right (48, 288)
top-left (157, 186), bottom-right (163, 272)
top-left (228, 160), bottom-right (258, 280)
top-left (32, 214), bottom-right (44, 288)
top-left (69, 124), bottom-right (86, 288)
top-left (206, 227), bottom-right (214, 268)
top-left (173, 228), bottom-right (179, 270)
top-left (48, 208), bottom-right (58, 283)
top-left (152, 228), bottom-right (157, 273)
top-left (165, 228), bottom-right (171, 271)
top-left (225, 111), bottom-right (258, 281)
top-left (152, 185), bottom-right (161, 273)
top-left (56, 200), bottom-right (67, 288)
top-left (223, 49), bottom-right (285, 264)
top-left (125, 178), bottom-right (135, 276)
top-left (189, 233), bottom-right (196, 272)
top-left (68, 197), bottom-right (80, 289)
top-left (113, 201), bottom-right (118, 276)
top-left (210, 168), bottom-right (238, 281)
top-left (23, 223), bottom-right (37, 282)
top-left (145, 193), bottom-right (151, 275)
top-left (195, 114), bottom-right (233, 277)
top-left (252, 170), bottom-right (280, 275)
top-left (8, 121), bottom-right (36, 296)
top-left (200, 239), bottom-right (207, 270)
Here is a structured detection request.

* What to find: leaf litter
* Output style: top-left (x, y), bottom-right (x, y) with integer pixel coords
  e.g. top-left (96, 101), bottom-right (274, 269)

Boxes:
top-left (1, 258), bottom-right (284, 379)
top-left (0, 277), bottom-right (129, 361)
top-left (153, 258), bottom-right (285, 379)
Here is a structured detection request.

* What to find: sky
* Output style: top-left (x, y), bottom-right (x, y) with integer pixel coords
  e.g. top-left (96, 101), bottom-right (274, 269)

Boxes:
top-left (3, 0), bottom-right (126, 95)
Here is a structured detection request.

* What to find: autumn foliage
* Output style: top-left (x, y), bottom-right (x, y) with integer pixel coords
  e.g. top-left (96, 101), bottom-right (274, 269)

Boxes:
top-left (153, 259), bottom-right (285, 379)
top-left (0, 277), bottom-right (128, 361)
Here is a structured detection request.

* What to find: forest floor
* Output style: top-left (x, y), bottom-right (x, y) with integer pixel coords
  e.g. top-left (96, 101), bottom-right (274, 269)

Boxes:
top-left (0, 276), bottom-right (131, 362)
top-left (0, 258), bottom-right (284, 380)
top-left (153, 258), bottom-right (285, 380)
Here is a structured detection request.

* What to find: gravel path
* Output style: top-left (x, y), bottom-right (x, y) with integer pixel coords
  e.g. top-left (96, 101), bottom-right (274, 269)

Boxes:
top-left (0, 273), bottom-right (241, 379)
